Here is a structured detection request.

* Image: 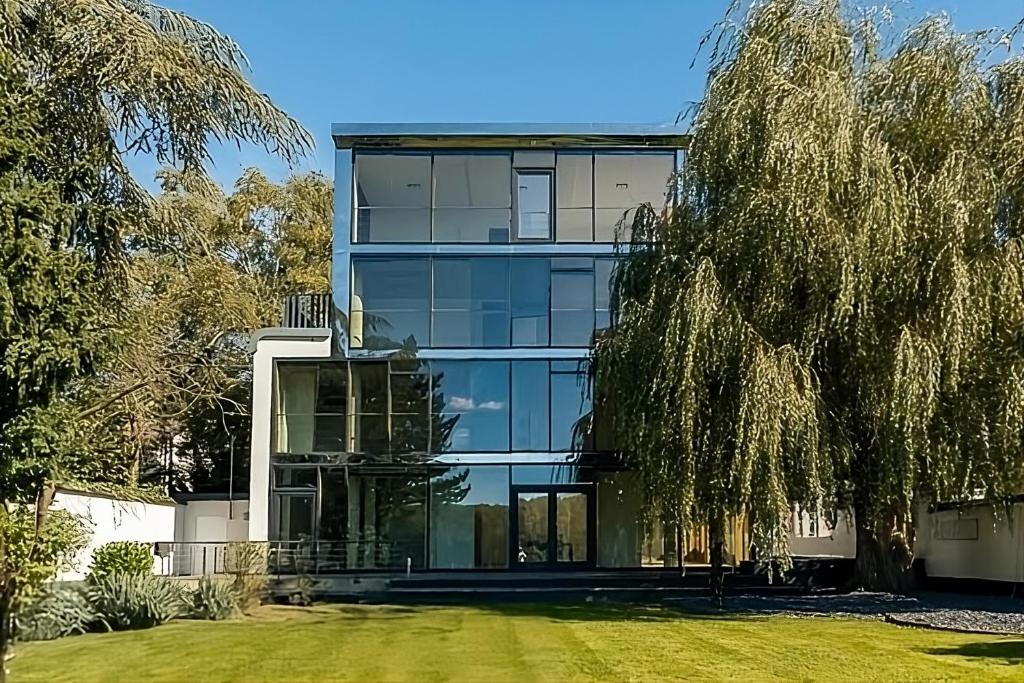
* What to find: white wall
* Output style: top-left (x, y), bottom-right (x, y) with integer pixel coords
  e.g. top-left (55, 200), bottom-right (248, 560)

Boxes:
top-left (176, 500), bottom-right (249, 543)
top-left (248, 330), bottom-right (332, 541)
top-left (916, 502), bottom-right (1024, 583)
top-left (788, 510), bottom-right (856, 558)
top-left (52, 489), bottom-right (178, 581)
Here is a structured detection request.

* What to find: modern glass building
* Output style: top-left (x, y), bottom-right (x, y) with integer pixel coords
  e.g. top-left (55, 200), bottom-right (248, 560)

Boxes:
top-left (248, 124), bottom-right (748, 573)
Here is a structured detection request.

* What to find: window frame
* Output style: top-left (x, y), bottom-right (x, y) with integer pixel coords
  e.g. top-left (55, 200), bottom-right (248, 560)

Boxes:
top-left (513, 169), bottom-right (554, 242)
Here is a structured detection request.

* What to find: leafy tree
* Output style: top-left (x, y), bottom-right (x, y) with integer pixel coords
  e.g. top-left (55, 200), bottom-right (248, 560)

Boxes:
top-left (594, 0), bottom-right (1024, 593)
top-left (0, 49), bottom-right (105, 676)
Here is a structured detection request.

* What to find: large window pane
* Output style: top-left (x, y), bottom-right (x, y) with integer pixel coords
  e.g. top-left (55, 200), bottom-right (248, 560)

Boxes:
top-left (275, 364), bottom-right (317, 453)
top-left (320, 469), bottom-right (426, 569)
top-left (432, 361), bottom-right (510, 452)
top-left (390, 368), bottom-right (431, 455)
top-left (275, 494), bottom-right (314, 541)
top-left (594, 258), bottom-right (616, 334)
top-left (430, 467), bottom-right (509, 569)
top-left (433, 154), bottom-right (511, 242)
top-left (432, 258), bottom-right (510, 347)
top-left (594, 154), bottom-right (673, 242)
top-left (550, 259), bottom-right (595, 346)
top-left (556, 153), bottom-right (593, 242)
top-left (551, 363), bottom-right (592, 452)
top-left (355, 154), bottom-right (431, 242)
top-left (515, 171), bottom-right (551, 240)
top-left (350, 363), bottom-right (388, 455)
top-left (597, 471), bottom-right (642, 567)
top-left (510, 258), bottom-right (550, 346)
top-left (511, 361), bottom-right (549, 450)
top-left (352, 258), bottom-right (429, 349)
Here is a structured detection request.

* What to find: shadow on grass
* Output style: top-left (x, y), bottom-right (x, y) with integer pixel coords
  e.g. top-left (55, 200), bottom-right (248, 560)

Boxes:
top-left (454, 601), bottom-right (763, 623)
top-left (923, 640), bottom-right (1024, 665)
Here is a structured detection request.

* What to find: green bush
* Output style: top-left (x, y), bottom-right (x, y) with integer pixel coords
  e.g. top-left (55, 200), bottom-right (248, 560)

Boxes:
top-left (87, 573), bottom-right (187, 630)
top-left (189, 576), bottom-right (236, 620)
top-left (15, 585), bottom-right (97, 641)
top-left (89, 541), bottom-right (154, 579)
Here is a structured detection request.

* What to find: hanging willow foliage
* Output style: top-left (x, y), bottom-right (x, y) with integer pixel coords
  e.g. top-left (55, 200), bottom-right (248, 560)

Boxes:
top-left (593, 0), bottom-right (1024, 589)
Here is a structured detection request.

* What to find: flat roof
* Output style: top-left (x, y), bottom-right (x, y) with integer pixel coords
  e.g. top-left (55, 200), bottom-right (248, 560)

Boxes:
top-left (332, 122), bottom-right (689, 149)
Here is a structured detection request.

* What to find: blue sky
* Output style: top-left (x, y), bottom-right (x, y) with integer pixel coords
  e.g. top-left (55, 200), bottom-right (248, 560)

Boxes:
top-left (152, 0), bottom-right (1024, 189)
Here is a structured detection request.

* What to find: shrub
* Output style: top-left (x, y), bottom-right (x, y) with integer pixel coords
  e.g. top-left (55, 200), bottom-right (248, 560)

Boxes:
top-left (189, 576), bottom-right (237, 620)
top-left (87, 573), bottom-right (187, 630)
top-left (15, 585), bottom-right (97, 641)
top-left (89, 541), bottom-right (154, 579)
top-left (225, 542), bottom-right (268, 613)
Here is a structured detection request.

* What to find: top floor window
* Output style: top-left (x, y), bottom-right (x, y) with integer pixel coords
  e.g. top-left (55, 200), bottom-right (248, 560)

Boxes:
top-left (352, 150), bottom-right (675, 244)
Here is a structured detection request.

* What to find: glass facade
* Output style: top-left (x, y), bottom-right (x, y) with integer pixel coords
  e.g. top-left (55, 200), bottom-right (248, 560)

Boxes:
top-left (352, 151), bottom-right (674, 244)
top-left (275, 359), bottom-right (597, 456)
top-left (350, 256), bottom-right (616, 350)
top-left (268, 135), bottom-right (700, 572)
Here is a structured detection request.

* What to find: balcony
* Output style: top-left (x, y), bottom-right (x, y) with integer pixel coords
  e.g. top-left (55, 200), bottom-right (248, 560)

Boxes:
top-left (281, 293), bottom-right (331, 329)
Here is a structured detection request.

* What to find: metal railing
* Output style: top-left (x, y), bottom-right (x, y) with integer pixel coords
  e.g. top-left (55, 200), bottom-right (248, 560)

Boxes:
top-left (269, 540), bottom-right (423, 576)
top-left (154, 542), bottom-right (230, 577)
top-left (282, 293), bottom-right (331, 329)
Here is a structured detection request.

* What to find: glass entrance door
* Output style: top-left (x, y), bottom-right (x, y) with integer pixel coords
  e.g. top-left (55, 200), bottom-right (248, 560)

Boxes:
top-left (511, 486), bottom-right (594, 568)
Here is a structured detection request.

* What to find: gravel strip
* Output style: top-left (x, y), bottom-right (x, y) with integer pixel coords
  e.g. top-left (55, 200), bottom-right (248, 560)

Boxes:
top-left (665, 591), bottom-right (1024, 635)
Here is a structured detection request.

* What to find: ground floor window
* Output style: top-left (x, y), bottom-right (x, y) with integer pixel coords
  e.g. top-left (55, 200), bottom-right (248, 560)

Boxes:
top-left (270, 463), bottom-right (750, 571)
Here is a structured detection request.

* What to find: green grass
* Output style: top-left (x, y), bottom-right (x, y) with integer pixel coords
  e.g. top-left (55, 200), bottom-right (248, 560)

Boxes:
top-left (10, 603), bottom-right (1024, 682)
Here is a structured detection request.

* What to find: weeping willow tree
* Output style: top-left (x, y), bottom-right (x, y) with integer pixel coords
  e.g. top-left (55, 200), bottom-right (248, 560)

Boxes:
top-left (594, 0), bottom-right (1024, 593)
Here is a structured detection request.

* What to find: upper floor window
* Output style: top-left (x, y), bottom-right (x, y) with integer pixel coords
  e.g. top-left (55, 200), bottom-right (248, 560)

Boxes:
top-left (352, 151), bottom-right (675, 244)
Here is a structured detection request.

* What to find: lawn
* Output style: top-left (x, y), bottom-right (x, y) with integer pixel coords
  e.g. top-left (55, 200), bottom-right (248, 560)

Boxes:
top-left (9, 602), bottom-right (1024, 682)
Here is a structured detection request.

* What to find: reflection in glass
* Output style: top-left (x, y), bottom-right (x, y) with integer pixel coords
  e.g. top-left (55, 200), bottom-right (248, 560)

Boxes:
top-left (432, 258), bottom-right (510, 347)
top-left (517, 492), bottom-right (549, 564)
top-left (319, 469), bottom-right (426, 569)
top-left (551, 365), bottom-right (592, 452)
top-left (275, 495), bottom-right (314, 541)
top-left (510, 259), bottom-right (550, 346)
top-left (430, 467), bottom-right (509, 568)
top-left (511, 361), bottom-right (549, 451)
top-left (596, 471), bottom-right (641, 567)
top-left (550, 260), bottom-right (595, 346)
top-left (352, 258), bottom-right (430, 349)
top-left (556, 492), bottom-right (588, 563)
top-left (354, 154), bottom-right (431, 242)
top-left (594, 258), bottom-right (616, 333)
top-left (432, 361), bottom-right (510, 452)
top-left (511, 465), bottom-right (582, 486)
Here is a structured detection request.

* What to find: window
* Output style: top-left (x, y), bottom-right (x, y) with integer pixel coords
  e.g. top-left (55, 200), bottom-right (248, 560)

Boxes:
top-left (351, 258), bottom-right (430, 349)
top-left (433, 154), bottom-right (511, 242)
top-left (274, 494), bottom-right (314, 541)
top-left (432, 258), bottom-right (510, 347)
top-left (515, 171), bottom-right (552, 240)
top-left (432, 361), bottom-right (510, 452)
top-left (550, 259), bottom-right (595, 346)
top-left (556, 153), bottom-right (594, 242)
top-left (350, 362), bottom-right (389, 454)
top-left (510, 258), bottom-right (550, 346)
top-left (275, 364), bottom-right (316, 454)
top-left (430, 467), bottom-right (509, 569)
top-left (389, 366), bottom-right (431, 455)
top-left (594, 258), bottom-right (616, 334)
top-left (594, 153), bottom-right (674, 242)
top-left (354, 154), bottom-right (431, 242)
top-left (511, 361), bottom-right (549, 450)
top-left (550, 361), bottom-right (592, 451)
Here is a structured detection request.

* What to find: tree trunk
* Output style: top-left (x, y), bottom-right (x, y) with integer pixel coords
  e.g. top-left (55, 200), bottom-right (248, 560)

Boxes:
top-left (708, 515), bottom-right (726, 605)
top-left (852, 499), bottom-right (914, 593)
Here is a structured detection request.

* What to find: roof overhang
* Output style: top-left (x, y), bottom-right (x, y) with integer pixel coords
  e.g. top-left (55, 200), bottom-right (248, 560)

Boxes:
top-left (332, 122), bottom-right (689, 150)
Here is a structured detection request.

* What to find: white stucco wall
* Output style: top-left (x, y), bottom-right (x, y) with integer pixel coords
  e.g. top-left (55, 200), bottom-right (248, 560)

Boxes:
top-left (788, 510), bottom-right (856, 558)
top-left (248, 330), bottom-right (332, 541)
top-left (52, 489), bottom-right (178, 581)
top-left (916, 502), bottom-right (1024, 583)
top-left (175, 499), bottom-right (249, 543)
